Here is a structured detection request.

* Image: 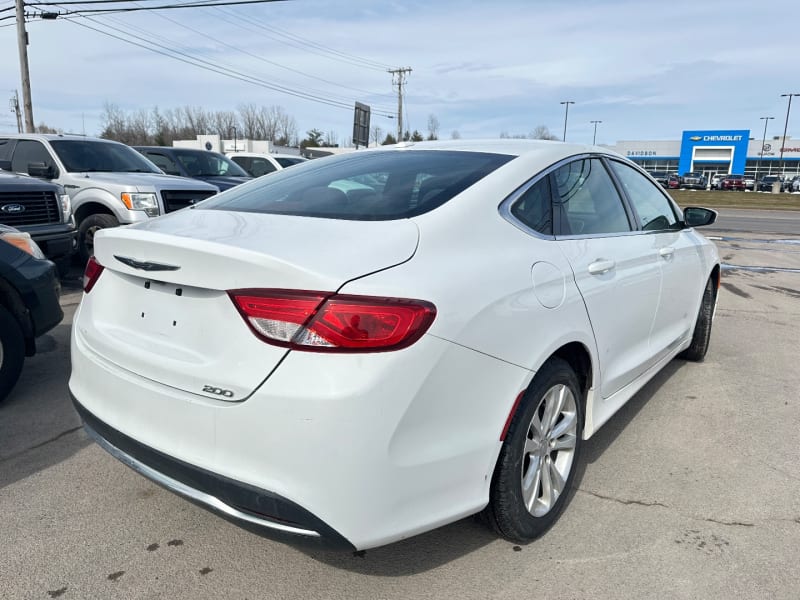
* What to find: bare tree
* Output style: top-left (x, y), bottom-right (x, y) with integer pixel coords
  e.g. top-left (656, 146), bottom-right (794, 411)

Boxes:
top-left (530, 125), bottom-right (559, 140)
top-left (238, 103), bottom-right (260, 139)
top-left (451, 130), bottom-right (461, 140)
top-left (371, 125), bottom-right (383, 147)
top-left (324, 130), bottom-right (339, 147)
top-left (427, 114), bottom-right (440, 140)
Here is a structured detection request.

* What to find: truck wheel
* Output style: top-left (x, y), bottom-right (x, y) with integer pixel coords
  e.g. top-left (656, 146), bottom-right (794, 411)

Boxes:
top-left (78, 214), bottom-right (119, 262)
top-left (0, 305), bottom-right (25, 404)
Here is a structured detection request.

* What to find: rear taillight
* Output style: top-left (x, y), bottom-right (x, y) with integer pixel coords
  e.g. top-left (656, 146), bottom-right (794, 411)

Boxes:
top-left (83, 256), bottom-right (104, 293)
top-left (230, 289), bottom-right (436, 352)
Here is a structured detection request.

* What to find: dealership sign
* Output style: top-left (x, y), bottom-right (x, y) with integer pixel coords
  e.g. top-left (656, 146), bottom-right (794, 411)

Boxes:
top-left (680, 130), bottom-right (750, 175)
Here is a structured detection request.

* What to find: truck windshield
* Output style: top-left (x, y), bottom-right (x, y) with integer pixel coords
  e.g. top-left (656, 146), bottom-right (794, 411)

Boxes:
top-left (50, 140), bottom-right (161, 174)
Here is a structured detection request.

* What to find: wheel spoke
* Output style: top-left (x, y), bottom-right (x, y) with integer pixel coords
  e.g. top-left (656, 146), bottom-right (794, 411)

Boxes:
top-left (523, 435), bottom-right (539, 456)
top-left (550, 409), bottom-right (577, 441)
top-left (549, 459), bottom-right (566, 497)
top-left (522, 456), bottom-right (542, 512)
top-left (540, 457), bottom-right (554, 510)
top-left (550, 433), bottom-right (577, 452)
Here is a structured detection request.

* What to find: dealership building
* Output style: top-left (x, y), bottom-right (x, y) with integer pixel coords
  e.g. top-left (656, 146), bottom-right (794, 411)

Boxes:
top-left (603, 130), bottom-right (800, 178)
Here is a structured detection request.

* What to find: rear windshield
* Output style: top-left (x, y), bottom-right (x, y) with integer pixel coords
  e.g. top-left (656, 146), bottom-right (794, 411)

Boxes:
top-left (275, 157), bottom-right (305, 168)
top-left (199, 150), bottom-right (514, 220)
top-left (170, 149), bottom-right (249, 177)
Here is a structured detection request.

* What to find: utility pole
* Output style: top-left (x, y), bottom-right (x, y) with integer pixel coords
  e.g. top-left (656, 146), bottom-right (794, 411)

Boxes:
top-left (758, 116), bottom-right (774, 182)
top-left (590, 120), bottom-right (602, 145)
top-left (389, 67), bottom-right (411, 142)
top-left (11, 91), bottom-right (23, 133)
top-left (779, 93), bottom-right (799, 173)
top-left (15, 0), bottom-right (35, 132)
top-left (560, 101), bottom-right (574, 142)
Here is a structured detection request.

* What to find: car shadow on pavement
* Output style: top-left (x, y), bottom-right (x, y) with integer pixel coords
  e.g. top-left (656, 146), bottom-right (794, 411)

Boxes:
top-left (581, 360), bottom-right (685, 465)
top-left (0, 311), bottom-right (90, 491)
top-left (299, 514), bottom-right (500, 575)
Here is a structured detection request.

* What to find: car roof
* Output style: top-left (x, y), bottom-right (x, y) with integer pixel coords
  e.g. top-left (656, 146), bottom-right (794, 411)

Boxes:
top-left (2, 133), bottom-right (124, 144)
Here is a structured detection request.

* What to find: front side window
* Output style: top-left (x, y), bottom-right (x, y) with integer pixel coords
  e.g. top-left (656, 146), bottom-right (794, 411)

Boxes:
top-left (609, 160), bottom-right (679, 231)
top-left (553, 158), bottom-right (631, 235)
top-left (11, 140), bottom-right (56, 175)
top-left (201, 150), bottom-right (513, 221)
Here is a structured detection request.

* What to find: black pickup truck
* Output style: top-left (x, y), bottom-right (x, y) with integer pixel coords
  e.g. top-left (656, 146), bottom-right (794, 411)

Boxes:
top-left (0, 166), bottom-right (76, 271)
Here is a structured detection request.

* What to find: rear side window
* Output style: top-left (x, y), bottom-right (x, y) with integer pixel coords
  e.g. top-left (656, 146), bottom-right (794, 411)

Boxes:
top-left (510, 176), bottom-right (553, 235)
top-left (201, 150), bottom-right (513, 220)
top-left (553, 158), bottom-right (631, 235)
top-left (144, 152), bottom-right (181, 176)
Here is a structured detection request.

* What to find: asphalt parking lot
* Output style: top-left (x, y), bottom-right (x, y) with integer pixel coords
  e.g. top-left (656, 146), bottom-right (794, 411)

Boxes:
top-left (1, 210), bottom-right (799, 600)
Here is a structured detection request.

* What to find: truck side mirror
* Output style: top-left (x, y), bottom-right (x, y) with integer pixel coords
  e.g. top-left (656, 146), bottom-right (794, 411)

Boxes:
top-left (27, 162), bottom-right (55, 179)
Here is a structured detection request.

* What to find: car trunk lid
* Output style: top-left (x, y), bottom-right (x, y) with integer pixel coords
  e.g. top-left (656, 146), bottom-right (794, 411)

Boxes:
top-left (77, 209), bottom-right (419, 400)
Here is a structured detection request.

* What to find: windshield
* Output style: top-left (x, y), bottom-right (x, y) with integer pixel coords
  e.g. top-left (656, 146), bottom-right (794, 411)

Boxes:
top-left (172, 150), bottom-right (249, 177)
top-left (50, 140), bottom-right (161, 173)
top-left (200, 150), bottom-right (513, 221)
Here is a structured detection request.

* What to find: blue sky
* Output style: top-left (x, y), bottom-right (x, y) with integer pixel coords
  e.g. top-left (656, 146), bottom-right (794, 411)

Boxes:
top-left (1, 0), bottom-right (798, 144)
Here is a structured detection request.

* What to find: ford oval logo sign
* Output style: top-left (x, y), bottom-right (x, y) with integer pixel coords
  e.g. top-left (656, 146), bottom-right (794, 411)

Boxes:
top-left (1, 203), bottom-right (26, 214)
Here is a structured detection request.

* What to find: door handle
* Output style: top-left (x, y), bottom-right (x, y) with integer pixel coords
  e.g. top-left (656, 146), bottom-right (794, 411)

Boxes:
top-left (659, 247), bottom-right (675, 258)
top-left (588, 259), bottom-right (615, 275)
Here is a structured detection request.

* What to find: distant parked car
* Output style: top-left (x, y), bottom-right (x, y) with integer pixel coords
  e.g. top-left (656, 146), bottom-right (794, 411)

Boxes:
top-left (0, 225), bottom-right (62, 403)
top-left (709, 173), bottom-right (726, 190)
top-left (788, 175), bottom-right (800, 192)
top-left (721, 174), bottom-right (745, 191)
top-left (744, 175), bottom-right (755, 191)
top-left (757, 175), bottom-right (783, 192)
top-left (680, 172), bottom-right (707, 190)
top-left (667, 175), bottom-right (681, 189)
top-left (648, 171), bottom-right (670, 188)
top-left (228, 152), bottom-right (307, 177)
top-left (134, 147), bottom-right (252, 191)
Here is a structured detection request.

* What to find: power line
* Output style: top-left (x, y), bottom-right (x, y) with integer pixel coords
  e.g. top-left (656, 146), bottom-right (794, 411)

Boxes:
top-left (211, 6), bottom-right (391, 72)
top-left (59, 13), bottom-right (395, 117)
top-left (113, 1), bottom-right (396, 111)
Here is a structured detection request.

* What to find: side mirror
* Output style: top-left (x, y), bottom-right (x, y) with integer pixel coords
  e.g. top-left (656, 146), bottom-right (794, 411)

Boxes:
top-left (27, 162), bottom-right (55, 179)
top-left (0, 159), bottom-right (11, 171)
top-left (684, 206), bottom-right (717, 228)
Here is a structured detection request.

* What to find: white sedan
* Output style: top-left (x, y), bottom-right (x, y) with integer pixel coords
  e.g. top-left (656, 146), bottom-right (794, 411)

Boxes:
top-left (70, 140), bottom-right (720, 550)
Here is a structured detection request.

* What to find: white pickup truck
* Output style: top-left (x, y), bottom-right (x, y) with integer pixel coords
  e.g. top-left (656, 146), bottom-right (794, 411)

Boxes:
top-left (0, 134), bottom-right (219, 260)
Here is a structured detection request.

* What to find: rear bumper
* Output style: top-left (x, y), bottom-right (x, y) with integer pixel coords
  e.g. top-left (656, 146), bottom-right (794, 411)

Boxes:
top-left (70, 308), bottom-right (529, 549)
top-left (73, 396), bottom-right (355, 550)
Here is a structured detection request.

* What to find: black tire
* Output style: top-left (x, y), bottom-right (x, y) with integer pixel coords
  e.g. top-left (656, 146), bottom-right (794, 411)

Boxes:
top-left (680, 277), bottom-right (715, 362)
top-left (484, 357), bottom-right (584, 543)
top-left (78, 213), bottom-right (119, 262)
top-left (0, 305), bottom-right (26, 404)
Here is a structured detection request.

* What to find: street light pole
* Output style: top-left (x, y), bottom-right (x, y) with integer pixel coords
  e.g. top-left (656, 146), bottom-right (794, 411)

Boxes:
top-left (560, 101), bottom-right (574, 142)
top-left (779, 93), bottom-right (800, 173)
top-left (759, 116), bottom-right (774, 181)
top-left (15, 0), bottom-right (35, 132)
top-left (590, 120), bottom-right (602, 145)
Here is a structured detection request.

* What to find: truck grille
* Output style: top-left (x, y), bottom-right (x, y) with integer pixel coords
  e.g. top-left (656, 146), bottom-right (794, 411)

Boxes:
top-left (161, 190), bottom-right (217, 213)
top-left (0, 190), bottom-right (61, 227)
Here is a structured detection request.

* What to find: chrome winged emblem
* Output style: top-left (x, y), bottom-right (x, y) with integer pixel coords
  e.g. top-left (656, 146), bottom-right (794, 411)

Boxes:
top-left (114, 255), bottom-right (181, 272)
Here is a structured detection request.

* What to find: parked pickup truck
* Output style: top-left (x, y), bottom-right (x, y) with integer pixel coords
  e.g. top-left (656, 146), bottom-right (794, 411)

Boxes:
top-left (680, 172), bottom-right (707, 190)
top-left (0, 135), bottom-right (219, 261)
top-left (0, 169), bottom-right (76, 273)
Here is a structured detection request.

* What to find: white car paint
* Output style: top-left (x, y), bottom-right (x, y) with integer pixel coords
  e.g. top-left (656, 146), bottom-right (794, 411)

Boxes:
top-left (70, 139), bottom-right (719, 550)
